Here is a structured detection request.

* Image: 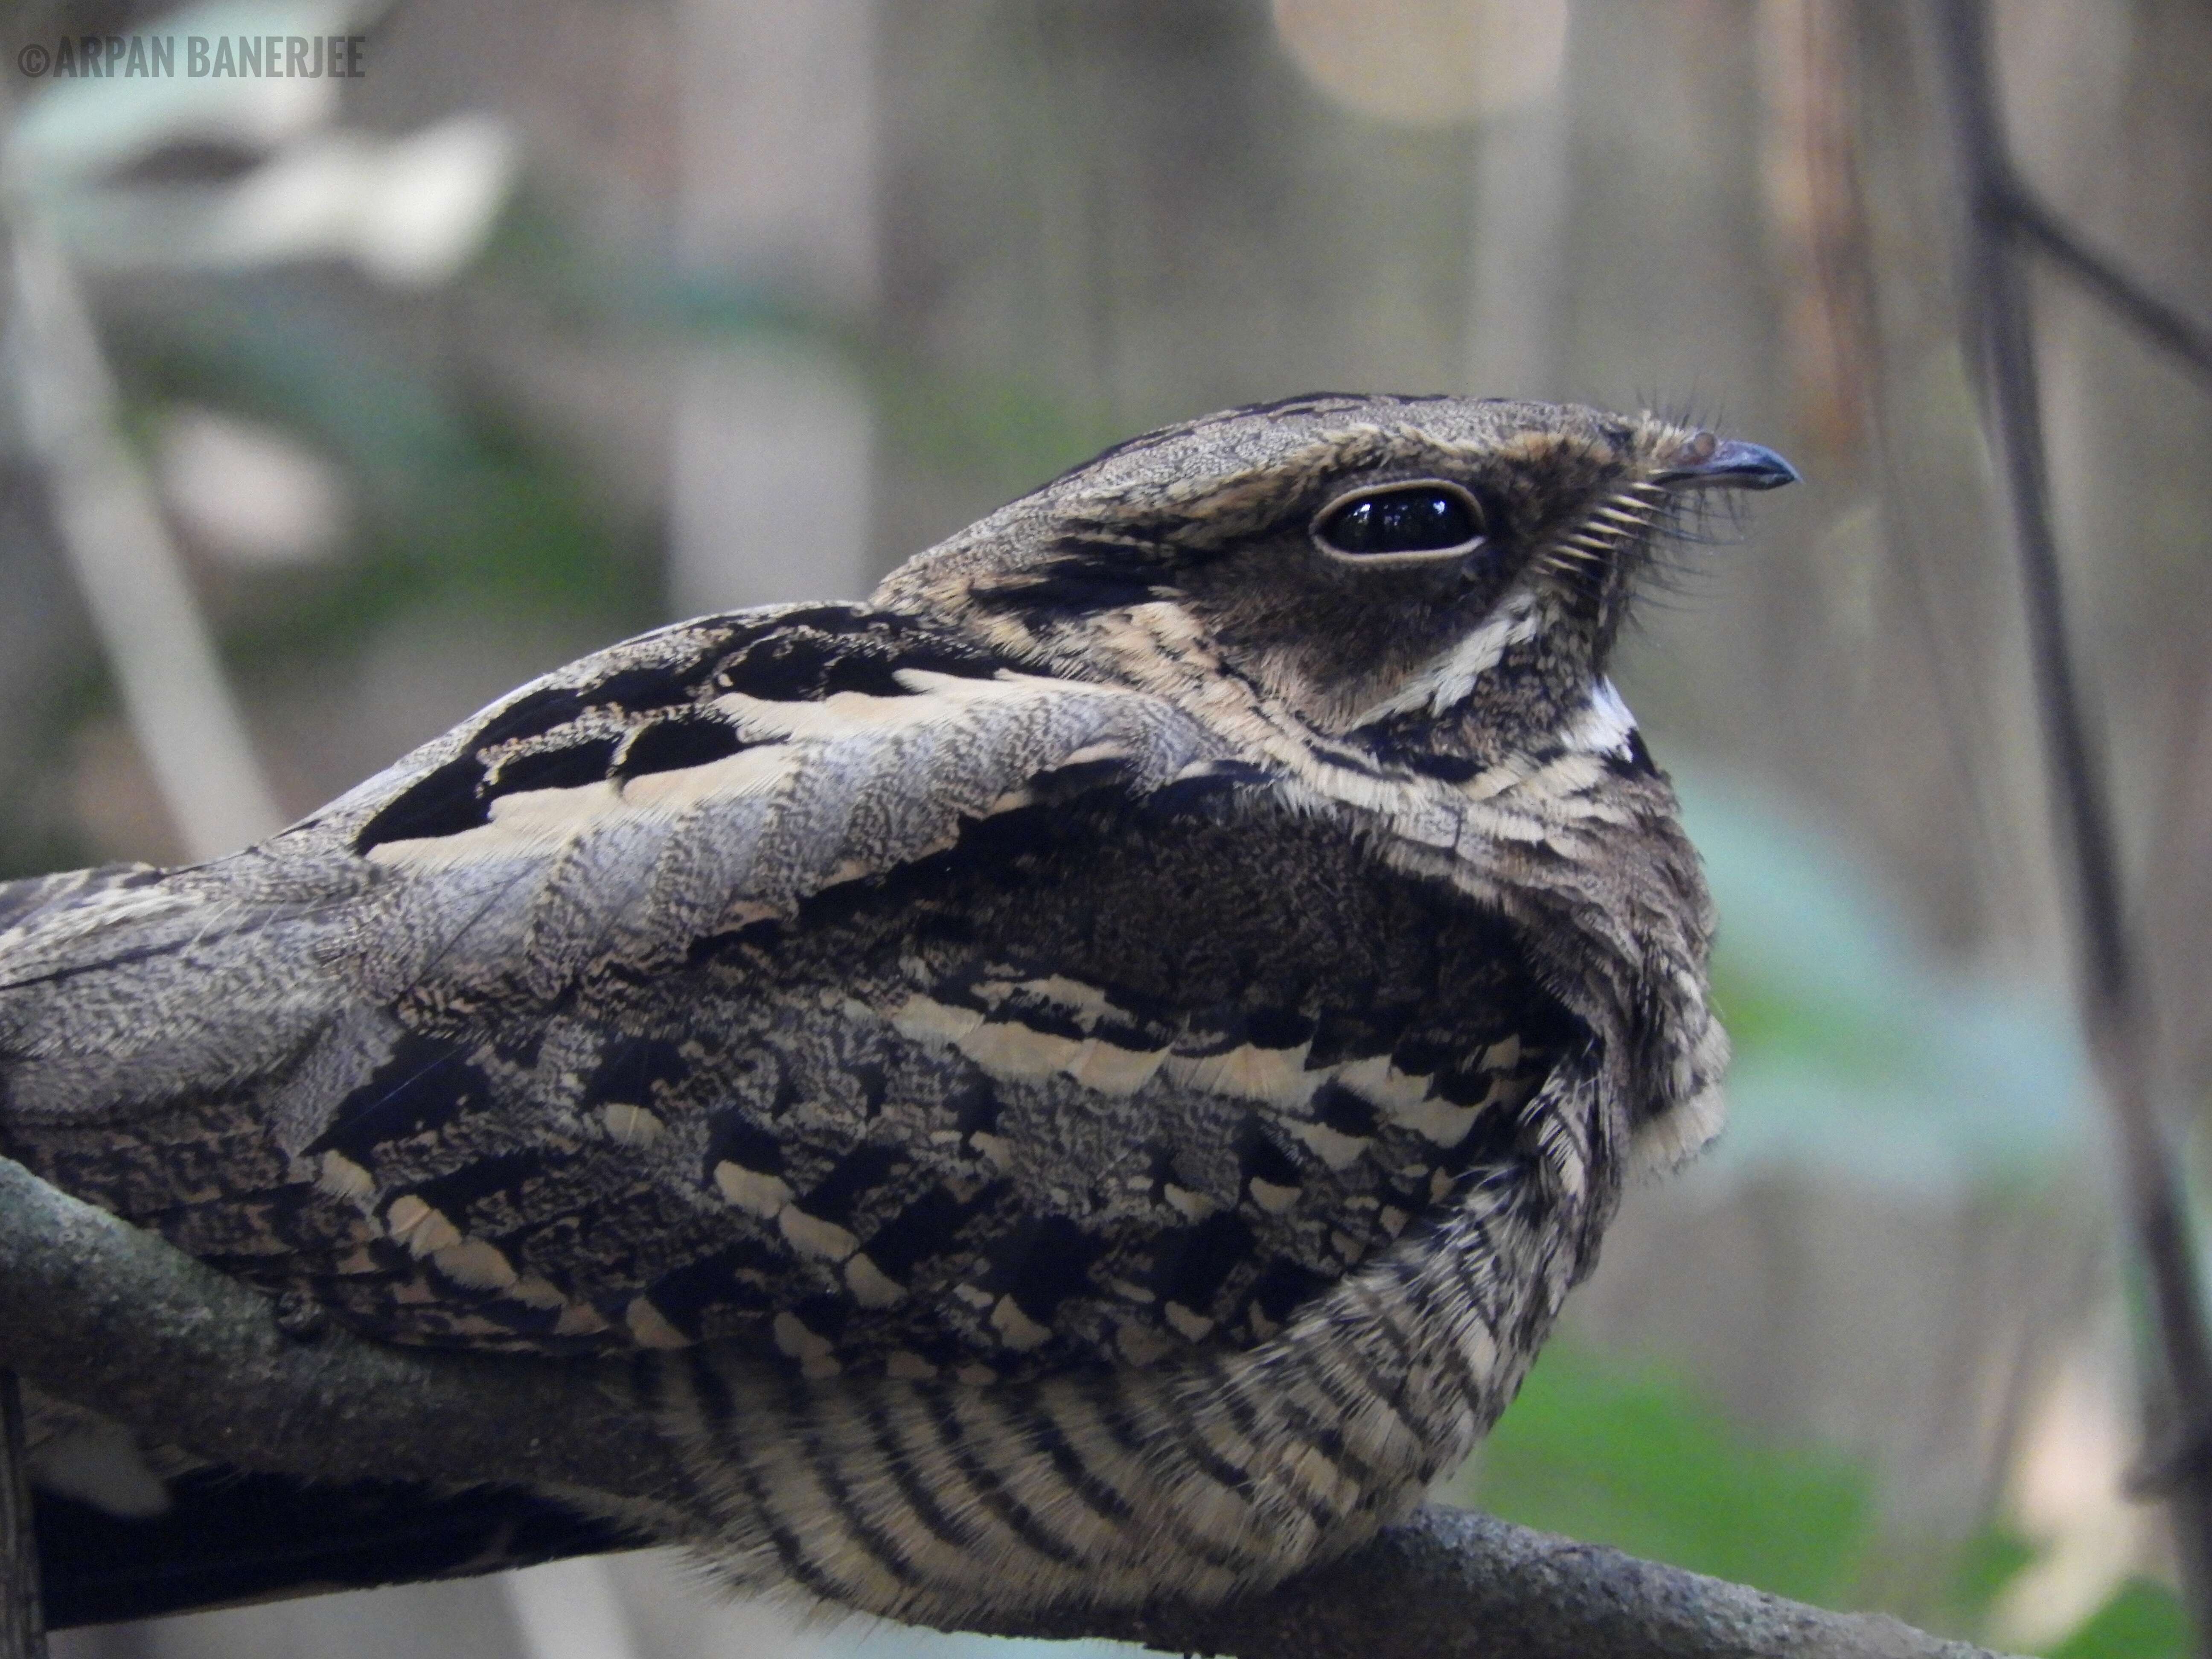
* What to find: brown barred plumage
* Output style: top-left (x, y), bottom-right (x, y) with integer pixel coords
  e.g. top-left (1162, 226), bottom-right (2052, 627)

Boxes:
top-left (0, 394), bottom-right (1793, 1621)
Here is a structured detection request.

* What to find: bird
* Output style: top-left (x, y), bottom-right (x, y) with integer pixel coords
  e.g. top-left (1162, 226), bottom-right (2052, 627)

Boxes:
top-left (0, 392), bottom-right (1794, 1624)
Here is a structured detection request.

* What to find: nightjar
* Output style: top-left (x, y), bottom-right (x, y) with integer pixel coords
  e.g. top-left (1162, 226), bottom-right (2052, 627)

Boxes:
top-left (0, 393), bottom-right (1793, 1623)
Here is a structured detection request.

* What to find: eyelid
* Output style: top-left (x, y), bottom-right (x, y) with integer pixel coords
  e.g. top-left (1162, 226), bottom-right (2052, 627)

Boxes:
top-left (1311, 479), bottom-right (1487, 563)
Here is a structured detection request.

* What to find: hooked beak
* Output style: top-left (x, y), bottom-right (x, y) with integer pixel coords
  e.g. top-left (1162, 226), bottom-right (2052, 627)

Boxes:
top-left (1653, 437), bottom-right (1800, 492)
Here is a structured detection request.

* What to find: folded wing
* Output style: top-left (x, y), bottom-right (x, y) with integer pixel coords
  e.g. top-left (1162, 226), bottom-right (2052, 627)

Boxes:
top-left (0, 604), bottom-right (1585, 1385)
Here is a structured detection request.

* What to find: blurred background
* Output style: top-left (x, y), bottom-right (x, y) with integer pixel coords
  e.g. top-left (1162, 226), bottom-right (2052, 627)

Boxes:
top-left (1, 0), bottom-right (2208, 1655)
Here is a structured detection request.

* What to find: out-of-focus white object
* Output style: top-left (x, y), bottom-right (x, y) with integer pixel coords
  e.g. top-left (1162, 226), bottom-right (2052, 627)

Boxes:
top-left (37, 114), bottom-right (516, 288)
top-left (501, 1559), bottom-right (643, 1659)
top-left (1991, 1336), bottom-right (2159, 1648)
top-left (344, 114), bottom-right (514, 286)
top-left (1272, 0), bottom-right (1570, 125)
top-left (158, 405), bottom-right (348, 567)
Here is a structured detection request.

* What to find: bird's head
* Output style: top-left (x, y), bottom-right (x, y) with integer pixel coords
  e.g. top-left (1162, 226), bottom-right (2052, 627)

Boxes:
top-left (880, 394), bottom-right (1795, 774)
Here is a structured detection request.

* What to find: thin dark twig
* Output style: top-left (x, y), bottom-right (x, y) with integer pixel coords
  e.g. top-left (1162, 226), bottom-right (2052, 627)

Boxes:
top-left (2005, 185), bottom-right (2212, 386)
top-left (0, 105), bottom-right (44, 1656)
top-left (1933, 4), bottom-right (2212, 1654)
top-left (0, 1373), bottom-right (46, 1659)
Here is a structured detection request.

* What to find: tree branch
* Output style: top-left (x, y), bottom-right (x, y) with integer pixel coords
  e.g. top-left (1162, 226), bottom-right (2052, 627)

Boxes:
top-left (0, 1152), bottom-right (2011, 1657)
top-left (0, 1373), bottom-right (43, 1659)
top-left (1933, 0), bottom-right (2212, 1642)
top-left (2005, 185), bottom-right (2212, 387)
top-left (969, 1505), bottom-right (2008, 1659)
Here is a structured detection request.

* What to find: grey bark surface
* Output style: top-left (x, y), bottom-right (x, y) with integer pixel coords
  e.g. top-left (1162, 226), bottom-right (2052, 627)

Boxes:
top-left (0, 1153), bottom-right (2012, 1659)
top-left (0, 1372), bottom-right (45, 1659)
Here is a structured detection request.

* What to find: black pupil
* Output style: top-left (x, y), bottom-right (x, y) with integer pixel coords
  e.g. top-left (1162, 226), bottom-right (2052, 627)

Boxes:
top-left (1321, 488), bottom-right (1478, 555)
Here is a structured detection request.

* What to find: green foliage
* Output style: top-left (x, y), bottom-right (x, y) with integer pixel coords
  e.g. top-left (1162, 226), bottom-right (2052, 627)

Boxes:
top-left (1451, 1343), bottom-right (1873, 1607)
top-left (1674, 775), bottom-right (2091, 1190)
top-left (1450, 1345), bottom-right (2197, 1656)
top-left (2046, 1579), bottom-right (2192, 1659)
top-left (1946, 1526), bottom-right (2040, 1630)
top-left (1703, 955), bottom-right (1907, 1086)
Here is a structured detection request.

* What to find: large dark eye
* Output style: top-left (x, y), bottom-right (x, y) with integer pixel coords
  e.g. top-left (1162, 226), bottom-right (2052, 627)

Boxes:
top-left (1315, 483), bottom-right (1484, 558)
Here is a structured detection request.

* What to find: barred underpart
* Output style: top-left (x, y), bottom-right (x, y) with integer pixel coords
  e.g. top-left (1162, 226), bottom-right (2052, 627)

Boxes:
top-left (644, 1101), bottom-right (1590, 1621)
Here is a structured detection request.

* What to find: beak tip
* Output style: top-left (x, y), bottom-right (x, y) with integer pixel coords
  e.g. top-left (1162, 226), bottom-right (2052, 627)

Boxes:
top-left (1724, 440), bottom-right (1802, 491)
top-left (1659, 437), bottom-right (1800, 492)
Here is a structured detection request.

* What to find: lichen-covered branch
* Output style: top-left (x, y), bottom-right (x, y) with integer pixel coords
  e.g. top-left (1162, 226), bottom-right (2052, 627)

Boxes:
top-left (0, 1153), bottom-right (2010, 1659)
